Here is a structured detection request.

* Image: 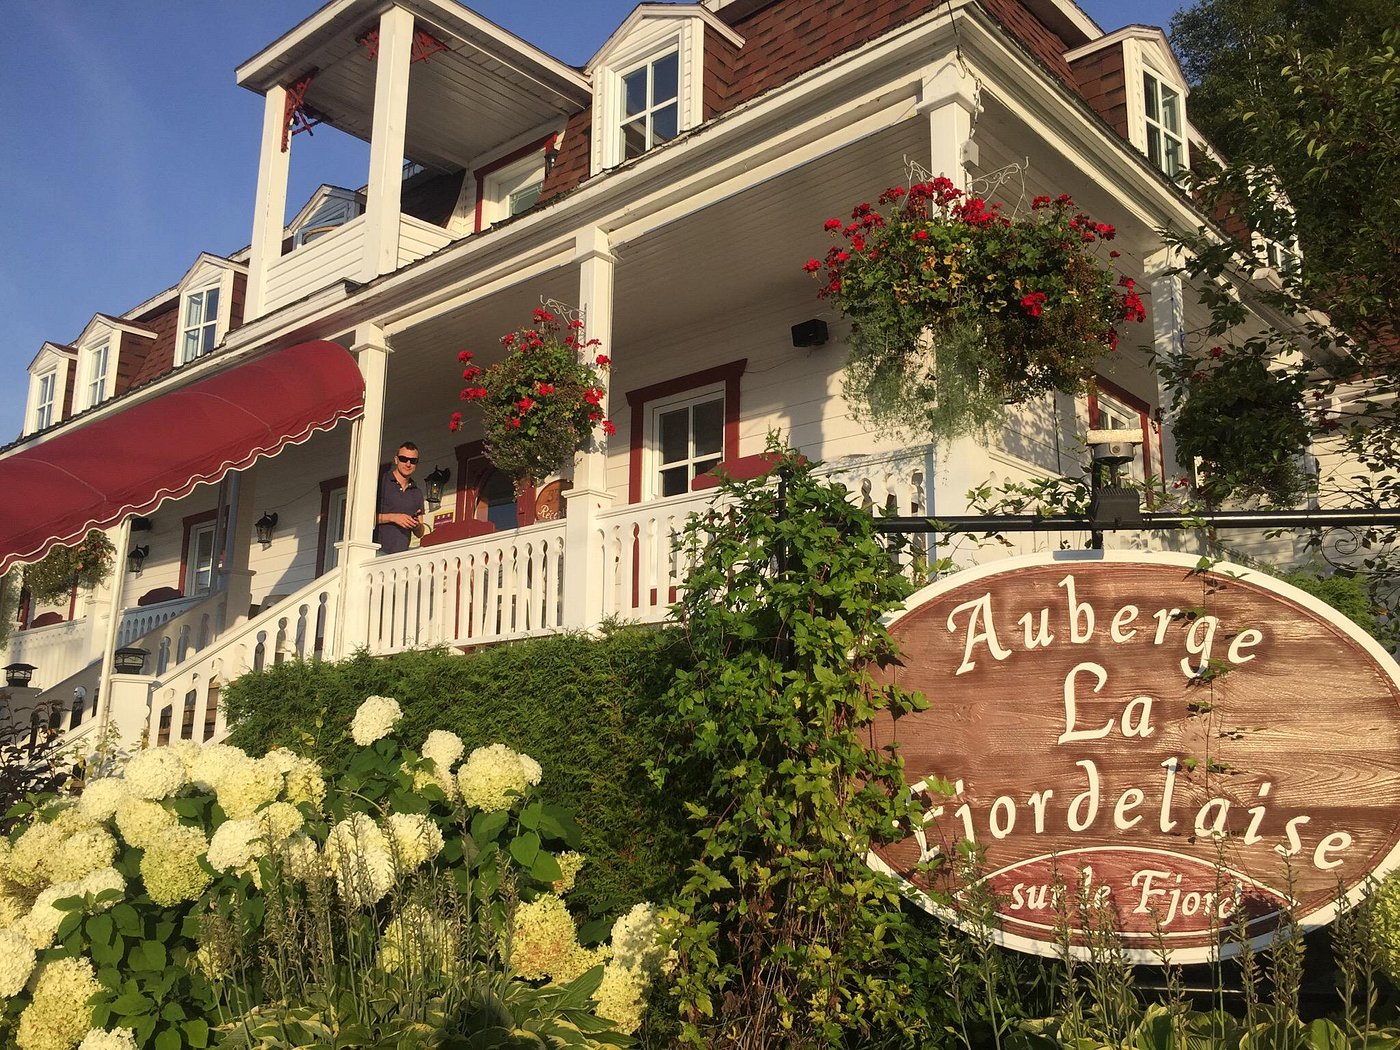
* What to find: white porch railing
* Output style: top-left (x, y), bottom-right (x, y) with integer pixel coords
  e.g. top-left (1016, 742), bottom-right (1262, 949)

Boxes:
top-left (359, 520), bottom-right (568, 654)
top-left (143, 575), bottom-right (340, 746)
top-left (5, 618), bottom-right (92, 692)
top-left (594, 491), bottom-right (715, 624)
top-left (118, 594), bottom-right (208, 654)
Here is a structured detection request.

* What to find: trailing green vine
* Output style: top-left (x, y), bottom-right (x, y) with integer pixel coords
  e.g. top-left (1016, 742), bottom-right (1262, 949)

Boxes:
top-left (21, 532), bottom-right (116, 606)
top-left (653, 447), bottom-right (933, 1048)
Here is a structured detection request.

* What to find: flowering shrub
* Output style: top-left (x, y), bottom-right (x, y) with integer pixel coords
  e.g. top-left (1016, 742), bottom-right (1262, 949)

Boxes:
top-left (806, 181), bottom-right (1146, 439)
top-left (0, 695), bottom-right (667, 1049)
top-left (22, 532), bottom-right (116, 605)
top-left (450, 308), bottom-right (614, 490)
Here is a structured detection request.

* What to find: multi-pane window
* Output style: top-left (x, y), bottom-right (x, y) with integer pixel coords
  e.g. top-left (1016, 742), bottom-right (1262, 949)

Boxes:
top-left (651, 390), bottom-right (724, 497)
top-left (483, 156), bottom-right (545, 228)
top-left (1093, 391), bottom-right (1150, 486)
top-left (322, 488), bottom-right (347, 572)
top-left (33, 372), bottom-right (56, 431)
top-left (186, 521), bottom-right (217, 595)
top-left (86, 344), bottom-right (110, 409)
top-left (181, 287), bottom-right (220, 365)
top-left (619, 50), bottom-right (679, 161)
top-left (1143, 72), bottom-right (1185, 179)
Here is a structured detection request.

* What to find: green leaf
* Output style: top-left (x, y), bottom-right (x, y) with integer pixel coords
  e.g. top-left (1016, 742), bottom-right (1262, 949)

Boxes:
top-left (530, 850), bottom-right (563, 884)
top-left (111, 903), bottom-right (142, 936)
top-left (471, 809), bottom-right (509, 846)
top-left (184, 1018), bottom-right (210, 1048)
top-left (154, 1026), bottom-right (182, 1050)
top-left (510, 830), bottom-right (541, 868)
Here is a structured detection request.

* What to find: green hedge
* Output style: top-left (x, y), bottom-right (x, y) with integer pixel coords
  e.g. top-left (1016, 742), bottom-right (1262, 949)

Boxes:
top-left (223, 625), bottom-right (697, 921)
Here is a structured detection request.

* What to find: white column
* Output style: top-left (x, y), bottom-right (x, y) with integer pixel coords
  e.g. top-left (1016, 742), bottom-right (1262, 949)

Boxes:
top-left (219, 467), bottom-right (260, 630)
top-left (1145, 247), bottom-right (1187, 480)
top-left (105, 673), bottom-right (154, 754)
top-left (918, 57), bottom-right (981, 189)
top-left (562, 227), bottom-right (616, 630)
top-left (361, 6), bottom-right (415, 282)
top-left (246, 85), bottom-right (292, 321)
top-left (336, 327), bottom-right (391, 652)
top-left (94, 517), bottom-right (133, 749)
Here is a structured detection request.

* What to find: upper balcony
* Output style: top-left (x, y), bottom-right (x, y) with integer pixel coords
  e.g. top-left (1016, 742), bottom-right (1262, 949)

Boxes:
top-left (236, 0), bottom-right (591, 321)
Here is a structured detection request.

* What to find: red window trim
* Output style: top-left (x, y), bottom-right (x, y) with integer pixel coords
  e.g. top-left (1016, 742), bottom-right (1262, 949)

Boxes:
top-left (179, 509), bottom-right (219, 595)
top-left (453, 440), bottom-right (536, 528)
top-left (473, 133), bottom-right (556, 234)
top-left (315, 475), bottom-right (348, 577)
top-left (1088, 378), bottom-right (1163, 503)
top-left (625, 359), bottom-right (746, 504)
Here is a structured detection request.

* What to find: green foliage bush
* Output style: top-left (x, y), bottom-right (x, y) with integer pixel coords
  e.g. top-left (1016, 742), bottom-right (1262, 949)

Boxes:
top-left (223, 627), bottom-right (697, 922)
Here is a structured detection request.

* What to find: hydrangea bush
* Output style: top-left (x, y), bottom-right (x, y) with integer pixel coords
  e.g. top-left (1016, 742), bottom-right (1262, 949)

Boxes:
top-left (0, 696), bottom-right (670, 1048)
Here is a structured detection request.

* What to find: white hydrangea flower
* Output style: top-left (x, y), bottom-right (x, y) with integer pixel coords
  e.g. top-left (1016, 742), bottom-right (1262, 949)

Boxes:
top-left (254, 802), bottom-right (303, 846)
top-left (5, 821), bottom-right (67, 891)
top-left (52, 828), bottom-right (118, 883)
top-left (15, 882), bottom-right (75, 949)
top-left (594, 961), bottom-right (650, 1034)
top-left (352, 695), bottom-right (402, 746)
top-left (16, 957), bottom-right (100, 1050)
top-left (122, 748), bottom-right (188, 800)
top-left (216, 756), bottom-right (284, 820)
top-left (166, 739), bottom-right (203, 775)
top-left (77, 868), bottom-right (124, 909)
top-left (139, 825), bottom-right (211, 907)
top-left (263, 748), bottom-right (327, 809)
top-left (421, 730), bottom-right (464, 774)
top-left (274, 832), bottom-right (322, 882)
top-left (379, 902), bottom-right (459, 975)
top-left (113, 798), bottom-right (177, 850)
top-left (0, 894), bottom-right (28, 929)
top-left (0, 927), bottom-right (36, 997)
top-left (456, 744), bottom-right (542, 812)
top-left (384, 813), bottom-right (443, 871)
top-left (78, 1029), bottom-right (139, 1050)
top-left (206, 819), bottom-right (265, 874)
top-left (325, 814), bottom-right (395, 907)
top-left (609, 902), bottom-right (669, 973)
top-left (76, 778), bottom-right (130, 823)
top-left (553, 852), bottom-right (586, 895)
top-left (189, 743), bottom-right (252, 794)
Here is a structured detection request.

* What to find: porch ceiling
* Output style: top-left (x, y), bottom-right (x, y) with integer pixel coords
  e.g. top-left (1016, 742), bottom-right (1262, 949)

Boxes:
top-left (238, 1), bottom-right (590, 173)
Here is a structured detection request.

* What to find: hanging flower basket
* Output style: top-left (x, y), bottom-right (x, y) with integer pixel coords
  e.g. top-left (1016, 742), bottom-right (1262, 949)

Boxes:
top-left (23, 530), bottom-right (116, 604)
top-left (805, 180), bottom-right (1146, 440)
top-left (1166, 348), bottom-right (1313, 506)
top-left (450, 308), bottom-right (614, 492)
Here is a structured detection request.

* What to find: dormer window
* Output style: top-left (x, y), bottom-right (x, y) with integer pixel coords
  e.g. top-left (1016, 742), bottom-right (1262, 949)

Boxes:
top-left (481, 154), bottom-right (546, 228)
top-left (619, 49), bottom-right (679, 161)
top-left (1143, 71), bottom-right (1185, 179)
top-left (83, 343), bottom-right (111, 410)
top-left (33, 372), bottom-right (56, 432)
top-left (181, 287), bottom-right (221, 364)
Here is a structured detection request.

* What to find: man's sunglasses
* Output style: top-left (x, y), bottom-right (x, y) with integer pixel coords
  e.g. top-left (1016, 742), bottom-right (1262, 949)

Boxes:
top-left (397, 455), bottom-right (418, 464)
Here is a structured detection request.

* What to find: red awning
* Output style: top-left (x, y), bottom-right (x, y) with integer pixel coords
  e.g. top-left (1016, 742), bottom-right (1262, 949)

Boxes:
top-left (0, 340), bottom-right (364, 575)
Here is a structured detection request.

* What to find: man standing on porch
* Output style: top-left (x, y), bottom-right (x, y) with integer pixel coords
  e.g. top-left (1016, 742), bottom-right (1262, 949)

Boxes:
top-left (374, 441), bottom-right (425, 554)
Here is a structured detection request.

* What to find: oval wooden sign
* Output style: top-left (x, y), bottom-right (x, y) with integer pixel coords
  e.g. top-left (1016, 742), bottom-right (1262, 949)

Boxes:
top-left (866, 551), bottom-right (1400, 963)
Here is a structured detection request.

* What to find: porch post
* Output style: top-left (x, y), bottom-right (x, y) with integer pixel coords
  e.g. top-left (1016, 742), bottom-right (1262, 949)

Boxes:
top-left (94, 516), bottom-right (134, 750)
top-left (918, 57), bottom-right (981, 189)
top-left (336, 327), bottom-right (391, 652)
top-left (562, 227), bottom-right (616, 630)
top-left (1146, 247), bottom-right (1187, 481)
top-left (361, 5), bottom-right (414, 282)
top-left (218, 467), bottom-right (260, 631)
top-left (246, 84), bottom-right (292, 321)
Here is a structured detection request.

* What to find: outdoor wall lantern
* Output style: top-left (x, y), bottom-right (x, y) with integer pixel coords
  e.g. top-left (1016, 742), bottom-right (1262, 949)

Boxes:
top-left (425, 466), bottom-right (452, 509)
top-left (3, 663), bottom-right (36, 688)
top-left (255, 512), bottom-right (279, 547)
top-left (127, 545), bottom-right (150, 575)
top-left (113, 647), bottom-right (149, 675)
top-left (130, 516), bottom-right (153, 532)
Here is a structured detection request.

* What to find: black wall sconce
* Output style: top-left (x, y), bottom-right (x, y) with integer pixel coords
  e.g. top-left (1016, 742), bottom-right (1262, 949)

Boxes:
top-left (3, 663), bottom-right (36, 688)
top-left (791, 318), bottom-right (829, 348)
top-left (255, 512), bottom-right (279, 547)
top-left (113, 647), bottom-right (149, 674)
top-left (127, 545), bottom-right (150, 575)
top-left (424, 466), bottom-right (451, 509)
top-left (130, 516), bottom-right (153, 532)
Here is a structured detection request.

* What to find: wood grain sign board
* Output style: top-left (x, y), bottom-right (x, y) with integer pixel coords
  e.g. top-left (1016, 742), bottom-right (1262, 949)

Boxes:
top-left (866, 551), bottom-right (1400, 963)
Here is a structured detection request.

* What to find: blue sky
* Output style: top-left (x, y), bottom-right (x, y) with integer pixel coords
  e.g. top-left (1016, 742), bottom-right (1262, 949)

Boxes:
top-left (0, 0), bottom-right (1183, 438)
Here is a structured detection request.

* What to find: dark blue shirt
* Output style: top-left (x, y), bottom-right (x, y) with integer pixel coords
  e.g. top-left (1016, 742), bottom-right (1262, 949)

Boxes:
top-left (374, 468), bottom-right (422, 554)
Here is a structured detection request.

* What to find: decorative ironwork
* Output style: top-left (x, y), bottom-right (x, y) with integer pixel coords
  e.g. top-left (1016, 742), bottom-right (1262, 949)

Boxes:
top-left (538, 296), bottom-right (586, 329)
top-left (282, 71), bottom-right (321, 152)
top-left (357, 27), bottom-right (449, 64)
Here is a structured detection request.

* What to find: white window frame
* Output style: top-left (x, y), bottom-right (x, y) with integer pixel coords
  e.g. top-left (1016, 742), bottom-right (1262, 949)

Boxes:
top-left (32, 370), bottom-right (57, 432)
top-left (615, 47), bottom-right (681, 163)
top-left (322, 487), bottom-right (348, 572)
top-left (179, 286), bottom-right (221, 365)
top-left (1090, 389), bottom-right (1153, 487)
top-left (186, 520), bottom-right (218, 596)
top-left (482, 154), bottom-right (547, 227)
top-left (84, 342), bottom-right (110, 410)
top-left (1142, 69), bottom-right (1186, 179)
top-left (645, 383), bottom-right (727, 499)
